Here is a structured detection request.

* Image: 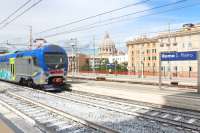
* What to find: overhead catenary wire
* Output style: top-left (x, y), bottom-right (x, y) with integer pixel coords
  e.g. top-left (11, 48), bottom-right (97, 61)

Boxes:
top-left (41, 0), bottom-right (194, 39)
top-left (0, 0), bottom-right (43, 30)
top-left (37, 0), bottom-right (151, 34)
top-left (2, 0), bottom-right (199, 50)
top-left (0, 0), bottom-right (150, 43)
top-left (2, 16), bottom-right (199, 49)
top-left (3, 22), bottom-right (195, 48)
top-left (1, 0), bottom-right (192, 44)
top-left (0, 0), bottom-right (32, 26)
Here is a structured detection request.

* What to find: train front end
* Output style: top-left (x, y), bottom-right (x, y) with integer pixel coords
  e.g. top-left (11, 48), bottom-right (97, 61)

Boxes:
top-left (41, 45), bottom-right (68, 91)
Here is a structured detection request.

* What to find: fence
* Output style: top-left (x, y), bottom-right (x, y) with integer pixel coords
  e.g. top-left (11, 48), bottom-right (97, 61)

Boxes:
top-left (77, 70), bottom-right (197, 78)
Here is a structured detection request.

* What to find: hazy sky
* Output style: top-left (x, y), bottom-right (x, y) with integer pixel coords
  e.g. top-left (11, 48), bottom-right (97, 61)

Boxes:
top-left (0, 0), bottom-right (199, 52)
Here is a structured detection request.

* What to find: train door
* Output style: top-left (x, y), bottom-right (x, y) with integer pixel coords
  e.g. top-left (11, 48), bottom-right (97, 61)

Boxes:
top-left (9, 58), bottom-right (16, 80)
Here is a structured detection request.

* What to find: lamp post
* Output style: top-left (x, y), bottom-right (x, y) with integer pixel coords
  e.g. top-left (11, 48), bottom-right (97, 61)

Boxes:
top-left (93, 36), bottom-right (96, 73)
top-left (70, 38), bottom-right (77, 81)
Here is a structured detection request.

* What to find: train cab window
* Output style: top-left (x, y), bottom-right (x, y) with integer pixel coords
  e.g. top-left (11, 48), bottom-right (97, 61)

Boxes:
top-left (28, 58), bottom-right (31, 64)
top-left (33, 57), bottom-right (38, 66)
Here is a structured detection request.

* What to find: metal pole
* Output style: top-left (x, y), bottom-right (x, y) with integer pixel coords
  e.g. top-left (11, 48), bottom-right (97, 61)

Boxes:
top-left (71, 44), bottom-right (74, 81)
top-left (115, 61), bottom-right (117, 76)
top-left (71, 38), bottom-right (77, 81)
top-left (168, 23), bottom-right (172, 79)
top-left (93, 36), bottom-right (95, 73)
top-left (76, 39), bottom-right (79, 75)
top-left (29, 26), bottom-right (33, 50)
top-left (197, 51), bottom-right (200, 93)
top-left (159, 53), bottom-right (162, 90)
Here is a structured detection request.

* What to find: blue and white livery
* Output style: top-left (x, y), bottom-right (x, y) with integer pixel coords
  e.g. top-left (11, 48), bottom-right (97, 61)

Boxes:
top-left (0, 44), bottom-right (68, 91)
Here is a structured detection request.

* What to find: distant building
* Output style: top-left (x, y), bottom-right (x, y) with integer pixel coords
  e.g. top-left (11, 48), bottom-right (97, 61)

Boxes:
top-left (88, 56), bottom-right (102, 69)
top-left (108, 54), bottom-right (128, 64)
top-left (127, 23), bottom-right (200, 78)
top-left (33, 38), bottom-right (47, 48)
top-left (68, 53), bottom-right (89, 72)
top-left (127, 36), bottom-right (158, 76)
top-left (156, 23), bottom-right (200, 78)
top-left (0, 47), bottom-right (9, 54)
top-left (98, 33), bottom-right (117, 58)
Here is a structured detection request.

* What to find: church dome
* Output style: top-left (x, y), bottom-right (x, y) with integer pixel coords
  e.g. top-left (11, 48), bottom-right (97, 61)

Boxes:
top-left (98, 32), bottom-right (117, 58)
top-left (100, 33), bottom-right (115, 47)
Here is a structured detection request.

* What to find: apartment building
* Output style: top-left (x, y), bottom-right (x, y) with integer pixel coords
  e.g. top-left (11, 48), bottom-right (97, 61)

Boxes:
top-left (157, 23), bottom-right (200, 78)
top-left (127, 23), bottom-right (200, 78)
top-left (127, 36), bottom-right (158, 76)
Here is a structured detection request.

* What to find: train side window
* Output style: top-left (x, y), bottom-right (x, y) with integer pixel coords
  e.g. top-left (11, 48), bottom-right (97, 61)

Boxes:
top-left (10, 64), bottom-right (13, 75)
top-left (33, 57), bottom-right (38, 66)
top-left (28, 58), bottom-right (31, 64)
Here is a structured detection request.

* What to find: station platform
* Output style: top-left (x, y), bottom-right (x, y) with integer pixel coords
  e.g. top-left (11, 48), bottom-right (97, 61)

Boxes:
top-left (0, 119), bottom-right (15, 133)
top-left (68, 73), bottom-right (197, 88)
top-left (0, 102), bottom-right (42, 133)
top-left (69, 79), bottom-right (200, 112)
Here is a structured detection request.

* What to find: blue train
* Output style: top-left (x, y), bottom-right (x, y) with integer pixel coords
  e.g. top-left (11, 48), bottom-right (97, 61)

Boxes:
top-left (0, 44), bottom-right (68, 91)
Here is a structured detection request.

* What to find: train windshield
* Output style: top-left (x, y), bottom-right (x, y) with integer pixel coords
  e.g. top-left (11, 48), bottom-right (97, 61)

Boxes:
top-left (44, 52), bottom-right (66, 69)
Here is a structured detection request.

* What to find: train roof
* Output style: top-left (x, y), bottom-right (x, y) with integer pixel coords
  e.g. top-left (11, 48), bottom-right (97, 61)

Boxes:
top-left (0, 44), bottom-right (66, 62)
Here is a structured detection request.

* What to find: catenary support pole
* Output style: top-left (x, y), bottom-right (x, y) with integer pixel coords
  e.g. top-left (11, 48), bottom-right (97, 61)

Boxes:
top-left (93, 36), bottom-right (95, 73)
top-left (159, 53), bottom-right (162, 90)
top-left (197, 51), bottom-right (200, 93)
top-left (29, 25), bottom-right (33, 50)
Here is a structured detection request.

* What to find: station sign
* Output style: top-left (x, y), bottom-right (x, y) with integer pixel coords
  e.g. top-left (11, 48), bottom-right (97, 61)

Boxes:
top-left (160, 51), bottom-right (198, 61)
top-left (106, 63), bottom-right (115, 68)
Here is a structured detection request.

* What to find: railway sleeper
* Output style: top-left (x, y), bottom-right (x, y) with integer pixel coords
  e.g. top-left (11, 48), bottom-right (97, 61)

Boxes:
top-left (55, 124), bottom-right (76, 132)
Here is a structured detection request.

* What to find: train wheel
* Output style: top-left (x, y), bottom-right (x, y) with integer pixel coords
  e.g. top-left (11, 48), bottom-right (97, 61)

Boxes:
top-left (19, 79), bottom-right (23, 85)
top-left (27, 80), bottom-right (33, 88)
top-left (20, 78), bottom-right (26, 86)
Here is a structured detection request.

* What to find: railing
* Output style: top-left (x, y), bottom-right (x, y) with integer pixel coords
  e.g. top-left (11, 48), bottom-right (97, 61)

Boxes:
top-left (72, 70), bottom-right (197, 78)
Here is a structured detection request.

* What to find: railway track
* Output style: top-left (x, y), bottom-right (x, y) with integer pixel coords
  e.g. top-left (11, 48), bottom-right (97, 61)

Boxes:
top-left (59, 91), bottom-right (200, 131)
top-left (0, 91), bottom-right (119, 133)
top-left (3, 83), bottom-right (200, 132)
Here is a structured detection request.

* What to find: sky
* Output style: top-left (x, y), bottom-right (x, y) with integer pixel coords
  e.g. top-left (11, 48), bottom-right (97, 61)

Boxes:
top-left (0, 0), bottom-right (199, 53)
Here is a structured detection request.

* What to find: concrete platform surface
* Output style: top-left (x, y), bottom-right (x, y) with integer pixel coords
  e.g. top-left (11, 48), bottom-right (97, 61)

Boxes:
top-left (0, 104), bottom-right (42, 133)
top-left (69, 79), bottom-right (200, 112)
top-left (68, 73), bottom-right (197, 87)
top-left (0, 119), bottom-right (14, 133)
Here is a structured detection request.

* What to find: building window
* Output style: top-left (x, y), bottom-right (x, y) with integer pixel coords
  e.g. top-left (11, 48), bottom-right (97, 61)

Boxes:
top-left (152, 49), bottom-right (157, 53)
top-left (189, 66), bottom-right (192, 71)
top-left (182, 43), bottom-right (185, 48)
top-left (166, 43), bottom-right (170, 47)
top-left (160, 43), bottom-right (164, 47)
top-left (168, 66), bottom-right (170, 72)
top-left (174, 66), bottom-right (177, 71)
top-left (188, 42), bottom-right (192, 48)
top-left (152, 56), bottom-right (156, 60)
top-left (173, 42), bottom-right (177, 46)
